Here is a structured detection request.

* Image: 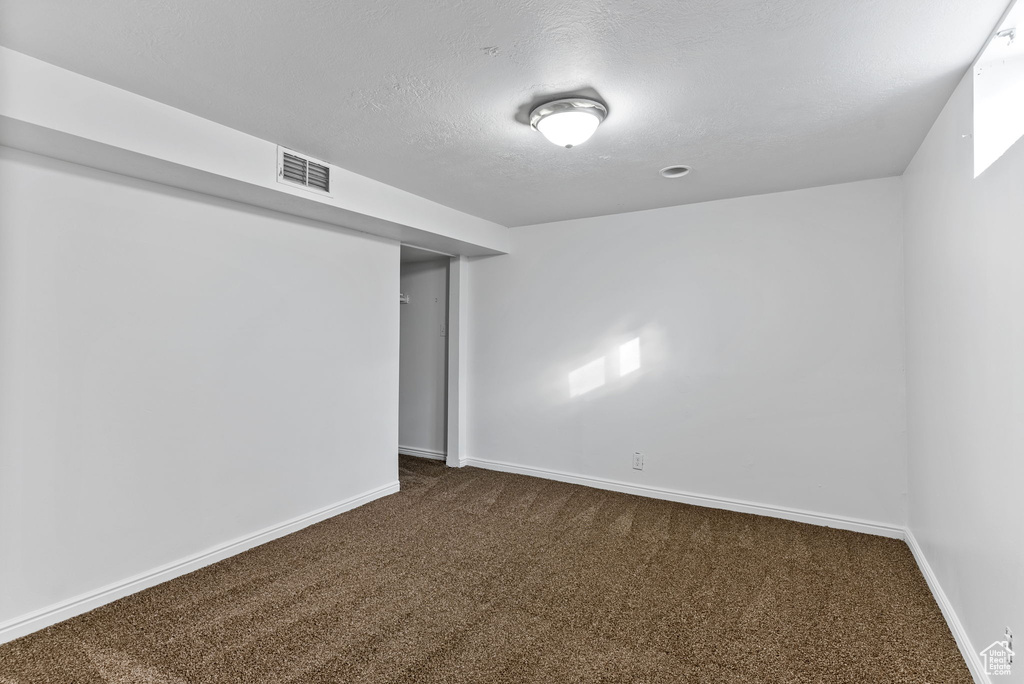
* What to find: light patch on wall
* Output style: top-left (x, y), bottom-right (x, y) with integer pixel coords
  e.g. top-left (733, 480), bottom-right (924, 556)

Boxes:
top-left (974, 0), bottom-right (1024, 177)
top-left (568, 335), bottom-right (646, 398)
top-left (569, 357), bottom-right (606, 397)
top-left (619, 337), bottom-right (641, 376)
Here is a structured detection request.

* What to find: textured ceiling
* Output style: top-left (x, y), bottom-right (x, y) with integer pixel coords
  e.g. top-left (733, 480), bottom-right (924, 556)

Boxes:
top-left (0, 0), bottom-right (1010, 226)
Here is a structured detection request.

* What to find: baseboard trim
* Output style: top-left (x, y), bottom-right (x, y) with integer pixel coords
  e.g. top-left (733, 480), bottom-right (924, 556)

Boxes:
top-left (0, 463), bottom-right (984, 682)
top-left (0, 480), bottom-right (400, 646)
top-left (464, 457), bottom-right (982, 679)
top-left (905, 530), bottom-right (988, 684)
top-left (398, 445), bottom-right (446, 461)
top-left (462, 457), bottom-right (905, 539)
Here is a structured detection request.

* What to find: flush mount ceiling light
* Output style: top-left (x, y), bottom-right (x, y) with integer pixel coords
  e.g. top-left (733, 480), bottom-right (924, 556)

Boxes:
top-left (530, 98), bottom-right (607, 148)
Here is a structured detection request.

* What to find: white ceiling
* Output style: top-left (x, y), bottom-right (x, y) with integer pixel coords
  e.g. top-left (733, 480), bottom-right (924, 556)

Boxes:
top-left (0, 0), bottom-right (1010, 226)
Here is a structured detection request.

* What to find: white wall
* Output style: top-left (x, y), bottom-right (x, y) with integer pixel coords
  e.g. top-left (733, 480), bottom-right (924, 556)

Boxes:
top-left (903, 70), bottom-right (1024, 672)
top-left (399, 260), bottom-right (449, 456)
top-left (468, 178), bottom-right (908, 527)
top-left (0, 146), bottom-right (399, 625)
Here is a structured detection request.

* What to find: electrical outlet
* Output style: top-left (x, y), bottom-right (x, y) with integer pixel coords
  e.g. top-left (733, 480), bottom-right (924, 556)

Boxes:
top-left (440, 323), bottom-right (447, 337)
top-left (632, 451), bottom-right (644, 470)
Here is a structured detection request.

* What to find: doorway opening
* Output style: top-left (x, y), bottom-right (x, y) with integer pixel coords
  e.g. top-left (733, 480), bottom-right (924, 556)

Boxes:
top-left (398, 244), bottom-right (452, 465)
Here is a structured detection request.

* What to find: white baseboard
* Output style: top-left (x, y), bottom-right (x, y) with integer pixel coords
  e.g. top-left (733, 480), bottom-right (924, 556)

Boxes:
top-left (0, 461), bottom-right (983, 684)
top-left (463, 457), bottom-right (984, 680)
top-left (398, 445), bottom-right (446, 461)
top-left (905, 530), bottom-right (988, 684)
top-left (0, 480), bottom-right (400, 646)
top-left (462, 457), bottom-right (905, 539)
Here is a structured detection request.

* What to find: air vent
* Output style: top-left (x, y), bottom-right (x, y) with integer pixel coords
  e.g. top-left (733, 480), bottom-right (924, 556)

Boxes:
top-left (306, 160), bottom-right (330, 192)
top-left (277, 147), bottom-right (331, 195)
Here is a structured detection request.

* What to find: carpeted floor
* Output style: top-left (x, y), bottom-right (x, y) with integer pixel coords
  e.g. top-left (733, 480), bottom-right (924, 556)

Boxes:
top-left (0, 456), bottom-right (970, 683)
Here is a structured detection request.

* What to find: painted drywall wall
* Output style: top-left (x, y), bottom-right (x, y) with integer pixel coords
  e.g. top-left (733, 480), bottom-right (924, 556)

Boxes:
top-left (399, 260), bottom-right (449, 456)
top-left (467, 178), bottom-right (908, 527)
top-left (903, 70), bottom-right (1024, 673)
top-left (0, 146), bottom-right (399, 625)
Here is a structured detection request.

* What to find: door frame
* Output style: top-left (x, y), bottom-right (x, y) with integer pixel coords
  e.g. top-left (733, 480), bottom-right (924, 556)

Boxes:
top-left (445, 255), bottom-right (468, 467)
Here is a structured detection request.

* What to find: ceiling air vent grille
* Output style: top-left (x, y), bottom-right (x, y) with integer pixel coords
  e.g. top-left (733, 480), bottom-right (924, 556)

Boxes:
top-left (306, 160), bottom-right (330, 192)
top-left (277, 147), bottom-right (331, 196)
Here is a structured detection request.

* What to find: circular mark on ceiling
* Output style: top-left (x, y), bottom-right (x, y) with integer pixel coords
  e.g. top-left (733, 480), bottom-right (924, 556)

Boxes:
top-left (660, 165), bottom-right (691, 178)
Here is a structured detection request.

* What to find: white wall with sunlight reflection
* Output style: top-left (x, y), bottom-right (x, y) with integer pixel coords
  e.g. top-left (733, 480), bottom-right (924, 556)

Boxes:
top-left (568, 357), bottom-right (606, 397)
top-left (619, 338), bottom-right (641, 376)
top-left (467, 178), bottom-right (907, 529)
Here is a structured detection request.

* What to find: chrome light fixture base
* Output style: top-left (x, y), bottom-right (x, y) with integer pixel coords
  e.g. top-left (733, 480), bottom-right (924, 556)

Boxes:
top-left (529, 98), bottom-right (608, 127)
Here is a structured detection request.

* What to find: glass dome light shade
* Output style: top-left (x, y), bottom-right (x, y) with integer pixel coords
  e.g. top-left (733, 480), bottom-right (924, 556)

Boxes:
top-left (530, 98), bottom-right (607, 148)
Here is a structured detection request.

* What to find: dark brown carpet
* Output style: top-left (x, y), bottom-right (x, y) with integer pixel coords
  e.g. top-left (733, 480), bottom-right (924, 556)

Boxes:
top-left (0, 456), bottom-right (969, 683)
